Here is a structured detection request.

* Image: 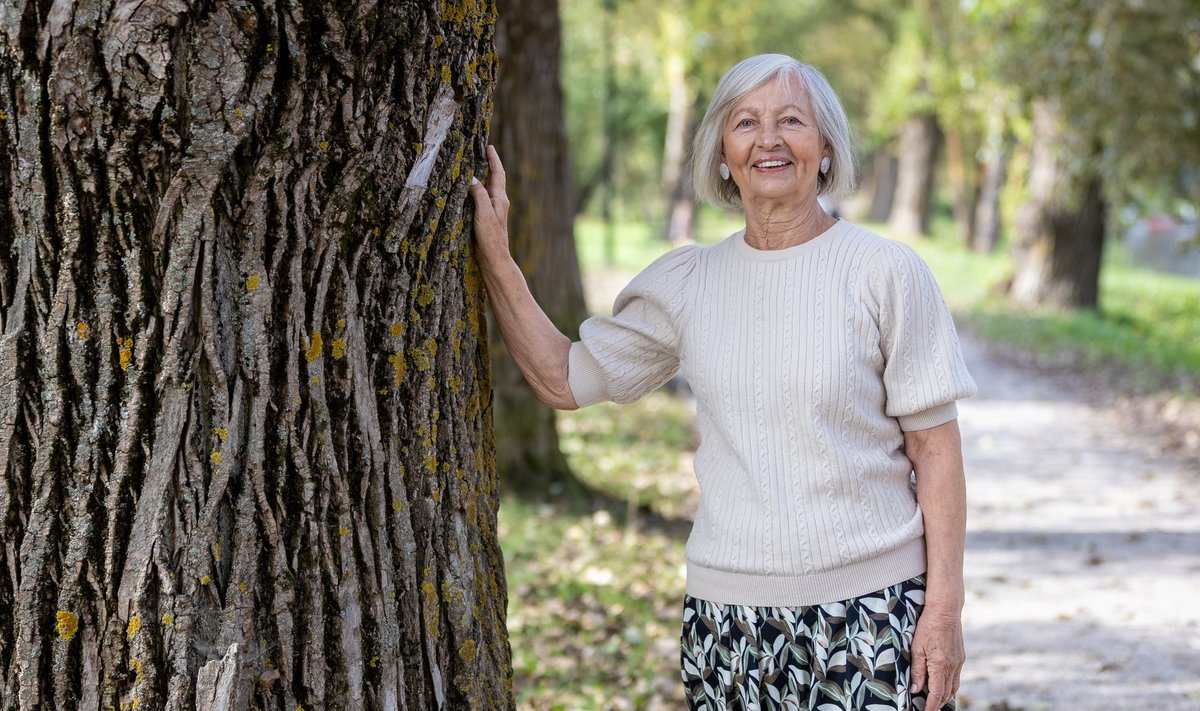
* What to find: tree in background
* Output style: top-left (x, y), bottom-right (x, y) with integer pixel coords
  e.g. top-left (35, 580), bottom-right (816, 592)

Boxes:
top-left (976, 0), bottom-right (1200, 308)
top-left (873, 1), bottom-right (950, 239)
top-left (492, 0), bottom-right (590, 491)
top-left (0, 2), bottom-right (511, 707)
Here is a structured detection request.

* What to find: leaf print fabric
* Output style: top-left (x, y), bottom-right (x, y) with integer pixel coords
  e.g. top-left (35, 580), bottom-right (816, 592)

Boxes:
top-left (680, 576), bottom-right (954, 711)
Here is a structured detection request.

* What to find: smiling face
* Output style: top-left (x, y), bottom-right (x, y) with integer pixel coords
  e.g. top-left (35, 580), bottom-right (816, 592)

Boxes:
top-left (721, 74), bottom-right (828, 209)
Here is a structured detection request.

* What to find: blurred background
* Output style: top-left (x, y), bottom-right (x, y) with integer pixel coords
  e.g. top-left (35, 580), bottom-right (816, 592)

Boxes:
top-left (490, 0), bottom-right (1200, 708)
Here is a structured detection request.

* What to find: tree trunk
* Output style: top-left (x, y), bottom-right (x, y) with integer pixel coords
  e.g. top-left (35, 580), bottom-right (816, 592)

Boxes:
top-left (888, 113), bottom-right (943, 238)
top-left (971, 127), bottom-right (1011, 254)
top-left (0, 2), bottom-right (512, 709)
top-left (866, 151), bottom-right (899, 223)
top-left (492, 0), bottom-right (588, 492)
top-left (945, 128), bottom-right (979, 247)
top-left (660, 10), bottom-right (695, 245)
top-left (1010, 101), bottom-right (1107, 309)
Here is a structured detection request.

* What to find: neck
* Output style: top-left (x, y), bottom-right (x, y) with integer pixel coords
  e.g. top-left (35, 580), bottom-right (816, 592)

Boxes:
top-left (742, 197), bottom-right (836, 250)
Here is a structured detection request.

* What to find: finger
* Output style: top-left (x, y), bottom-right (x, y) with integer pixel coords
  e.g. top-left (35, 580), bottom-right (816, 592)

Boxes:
top-left (927, 663), bottom-right (954, 710)
top-left (926, 679), bottom-right (947, 710)
top-left (911, 646), bottom-right (927, 693)
top-left (486, 144), bottom-right (507, 196)
top-left (468, 177), bottom-right (492, 216)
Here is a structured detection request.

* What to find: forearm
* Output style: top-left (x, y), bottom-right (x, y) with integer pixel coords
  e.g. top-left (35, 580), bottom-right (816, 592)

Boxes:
top-left (905, 419), bottom-right (967, 611)
top-left (477, 250), bottom-right (577, 410)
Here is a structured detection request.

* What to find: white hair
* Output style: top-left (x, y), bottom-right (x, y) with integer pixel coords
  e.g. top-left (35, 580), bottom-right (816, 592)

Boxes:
top-left (692, 54), bottom-right (857, 210)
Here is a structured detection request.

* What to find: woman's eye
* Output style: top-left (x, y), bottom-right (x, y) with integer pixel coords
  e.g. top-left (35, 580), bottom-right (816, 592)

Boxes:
top-left (738, 118), bottom-right (754, 128)
top-left (783, 116), bottom-right (801, 125)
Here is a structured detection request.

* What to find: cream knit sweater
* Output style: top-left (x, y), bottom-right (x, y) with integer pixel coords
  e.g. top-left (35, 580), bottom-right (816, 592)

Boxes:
top-left (568, 219), bottom-right (977, 607)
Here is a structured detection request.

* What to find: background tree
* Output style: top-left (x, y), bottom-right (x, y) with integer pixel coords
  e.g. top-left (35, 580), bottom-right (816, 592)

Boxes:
top-left (492, 0), bottom-right (590, 491)
top-left (975, 0), bottom-right (1200, 308)
top-left (0, 2), bottom-right (512, 708)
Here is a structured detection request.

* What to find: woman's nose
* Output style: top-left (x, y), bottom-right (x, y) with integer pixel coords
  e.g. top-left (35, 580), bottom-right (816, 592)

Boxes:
top-left (756, 122), bottom-right (782, 147)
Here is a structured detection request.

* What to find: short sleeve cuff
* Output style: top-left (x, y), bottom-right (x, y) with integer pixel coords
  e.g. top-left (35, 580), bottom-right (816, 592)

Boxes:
top-left (567, 342), bottom-right (610, 408)
top-left (897, 401), bottom-right (959, 432)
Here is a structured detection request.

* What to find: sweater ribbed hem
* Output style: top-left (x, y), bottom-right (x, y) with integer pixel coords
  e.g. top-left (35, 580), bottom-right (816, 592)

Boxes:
top-left (897, 401), bottom-right (959, 432)
top-left (685, 536), bottom-right (927, 607)
top-left (568, 342), bottom-right (609, 408)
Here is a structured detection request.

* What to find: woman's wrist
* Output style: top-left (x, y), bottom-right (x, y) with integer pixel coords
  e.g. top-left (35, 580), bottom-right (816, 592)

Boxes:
top-left (922, 579), bottom-right (965, 613)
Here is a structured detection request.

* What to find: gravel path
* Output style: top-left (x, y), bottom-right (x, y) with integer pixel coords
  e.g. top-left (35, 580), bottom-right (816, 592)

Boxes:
top-left (956, 334), bottom-right (1200, 710)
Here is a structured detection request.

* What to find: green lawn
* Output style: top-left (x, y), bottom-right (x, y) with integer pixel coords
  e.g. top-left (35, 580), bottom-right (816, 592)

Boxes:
top-left (908, 218), bottom-right (1200, 394)
top-left (500, 395), bottom-right (696, 710)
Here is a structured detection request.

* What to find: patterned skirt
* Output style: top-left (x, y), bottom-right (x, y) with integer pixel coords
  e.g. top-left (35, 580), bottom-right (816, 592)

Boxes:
top-left (680, 576), bottom-right (954, 711)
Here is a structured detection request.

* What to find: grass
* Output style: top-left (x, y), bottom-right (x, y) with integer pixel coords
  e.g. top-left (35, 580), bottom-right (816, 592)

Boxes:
top-left (906, 217), bottom-right (1200, 394)
top-left (500, 395), bottom-right (697, 710)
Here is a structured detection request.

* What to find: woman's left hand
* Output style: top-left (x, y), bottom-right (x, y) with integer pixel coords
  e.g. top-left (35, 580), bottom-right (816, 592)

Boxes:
top-left (910, 604), bottom-right (964, 710)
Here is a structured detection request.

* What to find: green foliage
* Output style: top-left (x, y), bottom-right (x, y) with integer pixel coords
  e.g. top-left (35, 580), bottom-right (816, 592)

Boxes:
top-left (967, 0), bottom-right (1200, 208)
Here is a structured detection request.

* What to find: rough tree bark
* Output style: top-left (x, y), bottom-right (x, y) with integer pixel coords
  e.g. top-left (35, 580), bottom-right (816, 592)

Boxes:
top-left (1010, 101), bottom-right (1107, 309)
top-left (491, 0), bottom-right (588, 492)
top-left (888, 113), bottom-right (942, 238)
top-left (0, 2), bottom-right (512, 709)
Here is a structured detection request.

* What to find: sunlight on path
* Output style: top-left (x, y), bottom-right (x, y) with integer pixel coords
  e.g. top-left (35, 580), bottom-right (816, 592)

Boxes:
top-left (957, 334), bottom-right (1200, 711)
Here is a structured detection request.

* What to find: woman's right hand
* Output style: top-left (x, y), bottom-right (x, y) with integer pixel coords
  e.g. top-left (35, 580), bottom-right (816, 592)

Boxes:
top-left (469, 144), bottom-right (512, 264)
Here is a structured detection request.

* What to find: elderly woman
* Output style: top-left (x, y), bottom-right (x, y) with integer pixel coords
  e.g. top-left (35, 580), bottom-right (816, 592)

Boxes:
top-left (470, 53), bottom-right (976, 711)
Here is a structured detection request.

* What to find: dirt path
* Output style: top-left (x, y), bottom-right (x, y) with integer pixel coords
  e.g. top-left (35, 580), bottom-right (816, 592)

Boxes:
top-left (956, 334), bottom-right (1200, 710)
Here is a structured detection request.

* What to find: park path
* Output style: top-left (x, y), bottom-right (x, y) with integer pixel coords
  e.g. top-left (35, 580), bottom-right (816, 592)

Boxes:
top-left (955, 334), bottom-right (1200, 710)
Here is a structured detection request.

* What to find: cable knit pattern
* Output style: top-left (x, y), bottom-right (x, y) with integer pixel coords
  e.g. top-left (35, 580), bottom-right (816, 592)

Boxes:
top-left (568, 220), bottom-right (977, 606)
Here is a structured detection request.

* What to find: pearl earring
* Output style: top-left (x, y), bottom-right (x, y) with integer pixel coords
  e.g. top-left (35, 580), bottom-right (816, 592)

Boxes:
top-left (820, 156), bottom-right (831, 175)
top-left (719, 163), bottom-right (730, 180)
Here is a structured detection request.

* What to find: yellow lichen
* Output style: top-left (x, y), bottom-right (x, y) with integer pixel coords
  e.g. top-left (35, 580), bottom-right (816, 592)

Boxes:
top-left (210, 451), bottom-right (222, 466)
top-left (305, 332), bottom-right (323, 362)
top-left (337, 318), bottom-right (346, 329)
top-left (389, 352), bottom-right (406, 384)
top-left (370, 656), bottom-right (379, 668)
top-left (56, 611), bottom-right (78, 640)
top-left (310, 375), bottom-right (320, 385)
top-left (245, 274), bottom-right (260, 291)
top-left (75, 322), bottom-right (89, 341)
top-left (416, 284), bottom-right (435, 308)
top-left (161, 613), bottom-right (174, 626)
top-left (131, 659), bottom-right (143, 683)
top-left (238, 581), bottom-right (247, 594)
top-left (331, 338), bottom-right (347, 360)
top-left (458, 639), bottom-right (477, 661)
top-left (390, 322), bottom-right (404, 338)
top-left (212, 542), bottom-right (221, 562)
top-left (118, 337), bottom-right (134, 371)
top-left (200, 575), bottom-right (211, 586)
top-left (126, 615), bottom-right (141, 640)
top-left (319, 140), bottom-right (329, 151)
top-left (441, 65), bottom-right (452, 84)
top-left (235, 106), bottom-right (244, 118)
top-left (0, 108), bottom-right (7, 120)
top-left (213, 427), bottom-right (229, 443)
